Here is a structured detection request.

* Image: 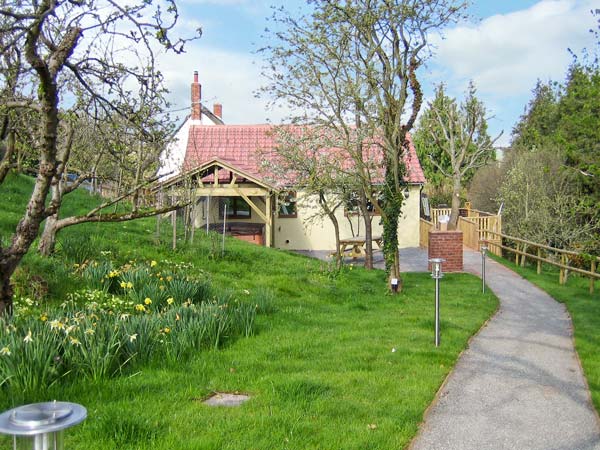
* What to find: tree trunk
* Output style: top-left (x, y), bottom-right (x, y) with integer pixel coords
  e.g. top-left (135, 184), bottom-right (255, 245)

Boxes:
top-left (449, 174), bottom-right (462, 230)
top-left (38, 214), bottom-right (59, 256)
top-left (319, 192), bottom-right (342, 269)
top-left (358, 193), bottom-right (373, 269)
top-left (0, 267), bottom-right (15, 317)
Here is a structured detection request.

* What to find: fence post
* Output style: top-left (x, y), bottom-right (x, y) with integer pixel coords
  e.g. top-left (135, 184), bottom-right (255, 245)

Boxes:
top-left (515, 244), bottom-right (520, 266)
top-left (559, 254), bottom-right (566, 284)
top-left (591, 260), bottom-right (596, 294)
top-left (537, 248), bottom-right (542, 274)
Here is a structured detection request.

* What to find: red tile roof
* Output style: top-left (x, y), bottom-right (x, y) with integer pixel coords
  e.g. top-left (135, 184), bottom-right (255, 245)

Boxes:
top-left (183, 124), bottom-right (426, 186)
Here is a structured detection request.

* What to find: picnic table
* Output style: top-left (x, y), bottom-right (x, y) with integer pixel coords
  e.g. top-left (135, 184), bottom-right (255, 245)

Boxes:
top-left (338, 235), bottom-right (383, 259)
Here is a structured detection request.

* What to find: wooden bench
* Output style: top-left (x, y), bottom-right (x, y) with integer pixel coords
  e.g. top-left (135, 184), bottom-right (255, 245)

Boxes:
top-left (337, 236), bottom-right (383, 259)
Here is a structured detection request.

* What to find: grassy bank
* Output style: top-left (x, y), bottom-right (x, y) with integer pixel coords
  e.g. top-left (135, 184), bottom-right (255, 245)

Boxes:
top-left (0, 174), bottom-right (498, 449)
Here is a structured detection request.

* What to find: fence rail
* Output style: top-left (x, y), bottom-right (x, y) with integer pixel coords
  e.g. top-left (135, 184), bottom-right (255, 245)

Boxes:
top-left (427, 207), bottom-right (502, 256)
top-left (482, 230), bottom-right (599, 293)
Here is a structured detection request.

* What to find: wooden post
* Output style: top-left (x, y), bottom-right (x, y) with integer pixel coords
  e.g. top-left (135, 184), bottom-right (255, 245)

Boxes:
top-left (590, 260), bottom-right (596, 294)
top-left (172, 208), bottom-right (177, 250)
top-left (515, 244), bottom-right (520, 266)
top-left (265, 194), bottom-right (272, 247)
top-left (190, 202), bottom-right (196, 244)
top-left (537, 248), bottom-right (542, 274)
top-left (559, 254), bottom-right (566, 285)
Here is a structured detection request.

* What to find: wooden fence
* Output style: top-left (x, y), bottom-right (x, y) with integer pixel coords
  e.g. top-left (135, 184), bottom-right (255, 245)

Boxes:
top-left (426, 207), bottom-right (502, 256)
top-left (419, 218), bottom-right (433, 248)
top-left (482, 230), bottom-right (600, 293)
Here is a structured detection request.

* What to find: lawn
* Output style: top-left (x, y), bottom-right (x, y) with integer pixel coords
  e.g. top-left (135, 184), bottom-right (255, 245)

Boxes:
top-left (0, 174), bottom-right (498, 449)
top-left (490, 253), bottom-right (600, 414)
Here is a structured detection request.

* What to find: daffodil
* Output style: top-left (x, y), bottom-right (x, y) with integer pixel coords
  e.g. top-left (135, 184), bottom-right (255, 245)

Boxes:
top-left (135, 304), bottom-right (145, 312)
top-left (166, 297), bottom-right (174, 305)
top-left (163, 327), bottom-right (171, 334)
top-left (126, 281), bottom-right (133, 289)
top-left (150, 260), bottom-right (157, 267)
top-left (40, 314), bottom-right (48, 322)
top-left (129, 333), bottom-right (138, 343)
top-left (166, 276), bottom-right (173, 282)
top-left (69, 337), bottom-right (81, 346)
top-left (0, 346), bottom-right (10, 356)
top-left (85, 328), bottom-right (95, 335)
top-left (23, 329), bottom-right (33, 344)
top-left (144, 298), bottom-right (152, 305)
top-left (120, 281), bottom-right (127, 288)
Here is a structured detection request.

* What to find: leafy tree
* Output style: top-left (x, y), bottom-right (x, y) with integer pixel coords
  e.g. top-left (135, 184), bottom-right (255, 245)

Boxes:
top-left (511, 80), bottom-right (560, 151)
top-left (260, 0), bottom-right (467, 288)
top-left (0, 1), bottom-right (199, 315)
top-left (498, 147), bottom-right (598, 251)
top-left (415, 82), bottom-right (500, 228)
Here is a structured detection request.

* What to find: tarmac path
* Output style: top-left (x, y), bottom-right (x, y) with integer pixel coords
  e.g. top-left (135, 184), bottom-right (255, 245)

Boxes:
top-left (408, 249), bottom-right (600, 450)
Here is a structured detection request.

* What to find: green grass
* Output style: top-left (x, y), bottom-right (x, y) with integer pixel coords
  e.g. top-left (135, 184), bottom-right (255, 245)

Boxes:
top-left (490, 253), bottom-right (600, 413)
top-left (0, 173), bottom-right (498, 449)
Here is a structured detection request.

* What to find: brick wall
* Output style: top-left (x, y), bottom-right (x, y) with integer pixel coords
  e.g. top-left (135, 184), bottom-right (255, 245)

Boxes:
top-left (428, 230), bottom-right (463, 272)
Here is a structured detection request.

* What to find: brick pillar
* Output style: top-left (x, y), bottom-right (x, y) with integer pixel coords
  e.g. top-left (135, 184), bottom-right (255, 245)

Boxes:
top-left (191, 71), bottom-right (201, 120)
top-left (428, 230), bottom-right (463, 272)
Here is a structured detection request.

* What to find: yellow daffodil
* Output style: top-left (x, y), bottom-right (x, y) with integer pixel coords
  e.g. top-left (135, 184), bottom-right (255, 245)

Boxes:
top-left (144, 298), bottom-right (152, 305)
top-left (85, 328), bottom-right (95, 335)
top-left (69, 337), bottom-right (81, 346)
top-left (120, 281), bottom-right (127, 288)
top-left (129, 333), bottom-right (138, 343)
top-left (135, 304), bottom-right (146, 312)
top-left (40, 314), bottom-right (48, 322)
top-left (166, 276), bottom-right (173, 282)
top-left (166, 297), bottom-right (174, 305)
top-left (163, 327), bottom-right (171, 334)
top-left (0, 346), bottom-right (10, 356)
top-left (126, 281), bottom-right (133, 289)
top-left (150, 260), bottom-right (157, 267)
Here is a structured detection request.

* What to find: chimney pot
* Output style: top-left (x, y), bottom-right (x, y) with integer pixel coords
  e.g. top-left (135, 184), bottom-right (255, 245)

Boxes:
top-left (213, 103), bottom-right (222, 119)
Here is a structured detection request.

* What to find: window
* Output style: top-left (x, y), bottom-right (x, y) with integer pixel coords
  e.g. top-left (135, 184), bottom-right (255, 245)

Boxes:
top-left (219, 197), bottom-right (251, 219)
top-left (345, 191), bottom-right (383, 216)
top-left (278, 191), bottom-right (297, 218)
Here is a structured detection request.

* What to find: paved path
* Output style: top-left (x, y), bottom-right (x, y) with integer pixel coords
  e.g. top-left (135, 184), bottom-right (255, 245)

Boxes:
top-left (409, 249), bottom-right (600, 450)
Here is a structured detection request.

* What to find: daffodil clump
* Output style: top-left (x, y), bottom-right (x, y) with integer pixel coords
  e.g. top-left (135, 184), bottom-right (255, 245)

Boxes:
top-left (0, 284), bottom-right (264, 400)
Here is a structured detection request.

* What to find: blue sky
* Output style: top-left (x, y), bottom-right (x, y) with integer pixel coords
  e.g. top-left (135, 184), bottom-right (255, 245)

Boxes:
top-left (159, 0), bottom-right (597, 146)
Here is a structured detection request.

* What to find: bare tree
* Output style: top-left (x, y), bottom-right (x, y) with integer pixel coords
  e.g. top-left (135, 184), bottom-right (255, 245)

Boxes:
top-left (0, 0), bottom-right (199, 315)
top-left (419, 82), bottom-right (501, 229)
top-left (260, 0), bottom-right (467, 290)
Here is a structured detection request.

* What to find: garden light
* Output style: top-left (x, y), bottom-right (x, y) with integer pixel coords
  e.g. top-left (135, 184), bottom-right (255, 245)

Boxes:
top-left (0, 401), bottom-right (86, 450)
top-left (481, 245), bottom-right (488, 293)
top-left (429, 258), bottom-right (445, 347)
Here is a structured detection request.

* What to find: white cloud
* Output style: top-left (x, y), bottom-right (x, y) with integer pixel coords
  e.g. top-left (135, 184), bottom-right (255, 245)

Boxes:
top-left (430, 0), bottom-right (597, 96)
top-left (157, 45), bottom-right (289, 125)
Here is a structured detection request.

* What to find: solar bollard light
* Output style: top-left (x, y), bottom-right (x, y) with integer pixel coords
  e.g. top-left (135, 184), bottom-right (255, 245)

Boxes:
top-left (481, 245), bottom-right (489, 293)
top-left (429, 258), bottom-right (445, 347)
top-left (0, 401), bottom-right (86, 450)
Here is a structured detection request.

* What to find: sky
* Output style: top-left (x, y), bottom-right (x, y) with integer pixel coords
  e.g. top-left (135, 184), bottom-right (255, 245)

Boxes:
top-left (157, 0), bottom-right (598, 147)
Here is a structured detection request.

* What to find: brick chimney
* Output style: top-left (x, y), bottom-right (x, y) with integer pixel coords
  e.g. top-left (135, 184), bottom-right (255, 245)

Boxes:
top-left (191, 71), bottom-right (201, 121)
top-left (213, 103), bottom-right (222, 119)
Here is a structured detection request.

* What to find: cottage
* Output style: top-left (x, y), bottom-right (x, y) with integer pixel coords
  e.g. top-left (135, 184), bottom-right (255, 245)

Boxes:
top-left (158, 72), bottom-right (426, 251)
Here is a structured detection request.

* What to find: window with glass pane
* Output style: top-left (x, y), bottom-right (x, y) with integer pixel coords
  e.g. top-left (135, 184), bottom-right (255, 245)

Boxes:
top-left (278, 191), bottom-right (297, 218)
top-left (219, 197), bottom-right (251, 218)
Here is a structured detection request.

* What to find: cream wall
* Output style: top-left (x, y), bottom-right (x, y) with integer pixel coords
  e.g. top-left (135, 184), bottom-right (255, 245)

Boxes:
top-left (273, 184), bottom-right (422, 251)
top-left (193, 184), bottom-right (422, 250)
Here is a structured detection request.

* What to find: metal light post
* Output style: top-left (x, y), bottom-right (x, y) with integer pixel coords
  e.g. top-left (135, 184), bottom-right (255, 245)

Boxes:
top-left (429, 258), bottom-right (445, 347)
top-left (481, 245), bottom-right (488, 293)
top-left (0, 401), bottom-right (87, 450)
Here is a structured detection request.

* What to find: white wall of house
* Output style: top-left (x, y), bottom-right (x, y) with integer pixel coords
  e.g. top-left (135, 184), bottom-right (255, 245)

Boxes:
top-left (273, 184), bottom-right (422, 250)
top-left (192, 184), bottom-right (422, 250)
